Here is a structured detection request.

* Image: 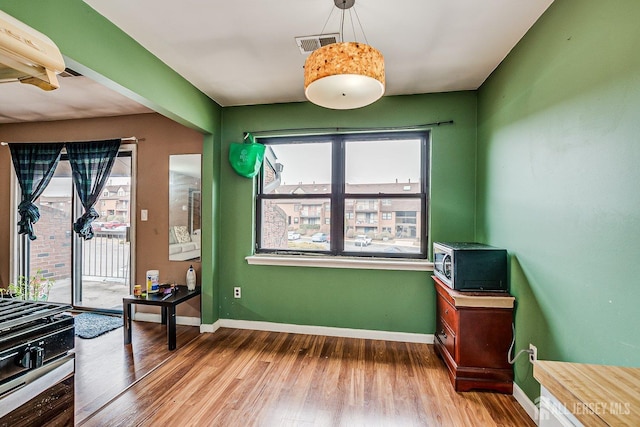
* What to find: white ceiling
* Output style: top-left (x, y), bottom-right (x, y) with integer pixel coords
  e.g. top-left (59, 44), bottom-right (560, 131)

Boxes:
top-left (0, 75), bottom-right (152, 124)
top-left (0, 0), bottom-right (554, 123)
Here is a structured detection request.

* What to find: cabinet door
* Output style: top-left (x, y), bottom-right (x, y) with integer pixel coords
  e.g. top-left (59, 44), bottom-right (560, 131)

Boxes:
top-left (457, 308), bottom-right (512, 369)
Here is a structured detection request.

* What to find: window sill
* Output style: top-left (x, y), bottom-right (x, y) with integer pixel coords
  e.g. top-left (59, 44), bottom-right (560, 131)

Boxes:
top-left (245, 255), bottom-right (433, 272)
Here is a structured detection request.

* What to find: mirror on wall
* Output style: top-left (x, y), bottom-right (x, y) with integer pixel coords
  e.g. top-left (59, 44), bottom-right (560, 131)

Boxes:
top-left (169, 154), bottom-right (201, 261)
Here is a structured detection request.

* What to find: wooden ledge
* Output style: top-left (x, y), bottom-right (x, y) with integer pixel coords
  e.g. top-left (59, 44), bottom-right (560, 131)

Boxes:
top-left (448, 293), bottom-right (514, 308)
top-left (534, 360), bottom-right (640, 426)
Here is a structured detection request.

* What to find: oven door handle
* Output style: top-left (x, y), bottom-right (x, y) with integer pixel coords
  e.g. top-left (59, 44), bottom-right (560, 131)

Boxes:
top-left (0, 353), bottom-right (74, 418)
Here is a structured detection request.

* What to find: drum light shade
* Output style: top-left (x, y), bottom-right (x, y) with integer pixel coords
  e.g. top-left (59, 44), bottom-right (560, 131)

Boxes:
top-left (304, 42), bottom-right (385, 110)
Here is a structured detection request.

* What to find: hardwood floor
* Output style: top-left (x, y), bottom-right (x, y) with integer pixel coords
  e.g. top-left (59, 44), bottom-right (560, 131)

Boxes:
top-left (74, 319), bottom-right (200, 424)
top-left (80, 328), bottom-right (534, 426)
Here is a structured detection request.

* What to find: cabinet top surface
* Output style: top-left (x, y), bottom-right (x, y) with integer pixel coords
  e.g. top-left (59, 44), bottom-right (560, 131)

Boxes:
top-left (433, 276), bottom-right (514, 308)
top-left (123, 285), bottom-right (201, 306)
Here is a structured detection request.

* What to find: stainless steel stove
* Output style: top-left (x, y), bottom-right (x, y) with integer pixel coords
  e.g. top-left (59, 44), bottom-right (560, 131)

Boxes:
top-left (0, 299), bottom-right (75, 427)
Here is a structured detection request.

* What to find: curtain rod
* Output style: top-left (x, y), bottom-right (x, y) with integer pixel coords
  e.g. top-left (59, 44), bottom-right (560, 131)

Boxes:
top-left (244, 120), bottom-right (454, 139)
top-left (1, 137), bottom-right (143, 146)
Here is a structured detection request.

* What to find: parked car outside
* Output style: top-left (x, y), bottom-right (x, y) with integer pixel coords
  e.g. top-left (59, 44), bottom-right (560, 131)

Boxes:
top-left (354, 235), bottom-right (372, 246)
top-left (103, 221), bottom-right (126, 229)
top-left (288, 231), bottom-right (301, 240)
top-left (311, 232), bottom-right (328, 242)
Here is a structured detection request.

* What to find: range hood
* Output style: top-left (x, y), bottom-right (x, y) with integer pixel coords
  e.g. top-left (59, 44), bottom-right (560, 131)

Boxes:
top-left (0, 10), bottom-right (65, 91)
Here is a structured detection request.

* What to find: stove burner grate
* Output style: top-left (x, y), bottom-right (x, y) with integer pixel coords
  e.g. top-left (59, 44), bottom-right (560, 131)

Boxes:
top-left (0, 299), bottom-right (72, 333)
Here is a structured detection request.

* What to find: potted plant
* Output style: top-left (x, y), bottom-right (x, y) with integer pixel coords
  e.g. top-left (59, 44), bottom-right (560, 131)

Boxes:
top-left (6, 269), bottom-right (56, 301)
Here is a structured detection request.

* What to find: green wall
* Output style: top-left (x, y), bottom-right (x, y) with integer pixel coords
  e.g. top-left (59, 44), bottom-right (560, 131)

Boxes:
top-left (219, 92), bottom-right (477, 333)
top-left (477, 0), bottom-right (640, 400)
top-left (13, 1), bottom-right (632, 408)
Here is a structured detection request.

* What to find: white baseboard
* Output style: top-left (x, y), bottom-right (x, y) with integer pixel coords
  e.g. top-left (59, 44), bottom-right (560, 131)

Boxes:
top-left (200, 319), bottom-right (433, 344)
top-left (132, 312), bottom-right (201, 327)
top-left (513, 382), bottom-right (539, 425)
top-left (131, 315), bottom-right (432, 344)
top-left (200, 320), bottom-right (221, 334)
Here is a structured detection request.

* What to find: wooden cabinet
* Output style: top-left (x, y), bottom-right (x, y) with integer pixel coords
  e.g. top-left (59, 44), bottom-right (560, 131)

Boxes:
top-left (433, 275), bottom-right (515, 393)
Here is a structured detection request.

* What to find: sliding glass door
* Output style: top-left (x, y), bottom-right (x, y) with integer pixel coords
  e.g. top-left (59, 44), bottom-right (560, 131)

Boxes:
top-left (18, 147), bottom-right (134, 312)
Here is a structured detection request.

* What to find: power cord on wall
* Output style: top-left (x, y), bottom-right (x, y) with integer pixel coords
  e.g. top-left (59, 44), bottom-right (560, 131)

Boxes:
top-left (507, 322), bottom-right (535, 364)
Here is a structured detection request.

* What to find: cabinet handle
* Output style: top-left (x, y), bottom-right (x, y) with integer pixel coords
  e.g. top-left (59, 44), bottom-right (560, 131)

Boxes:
top-left (444, 309), bottom-right (449, 315)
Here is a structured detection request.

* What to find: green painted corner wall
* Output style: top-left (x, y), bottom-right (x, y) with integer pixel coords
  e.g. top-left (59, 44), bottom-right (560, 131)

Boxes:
top-left (218, 93), bottom-right (477, 332)
top-left (201, 130), bottom-right (221, 323)
top-left (14, 1), bottom-right (637, 409)
top-left (477, 0), bottom-right (640, 401)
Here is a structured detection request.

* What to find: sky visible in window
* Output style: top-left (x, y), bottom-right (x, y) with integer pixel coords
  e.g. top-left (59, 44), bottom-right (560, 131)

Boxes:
top-left (274, 142), bottom-right (331, 185)
top-left (346, 139), bottom-right (421, 184)
top-left (271, 138), bottom-right (421, 185)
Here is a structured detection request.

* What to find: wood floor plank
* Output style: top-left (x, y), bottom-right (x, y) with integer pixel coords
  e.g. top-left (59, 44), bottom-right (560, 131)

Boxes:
top-left (74, 318), bottom-right (200, 424)
top-left (82, 328), bottom-right (535, 427)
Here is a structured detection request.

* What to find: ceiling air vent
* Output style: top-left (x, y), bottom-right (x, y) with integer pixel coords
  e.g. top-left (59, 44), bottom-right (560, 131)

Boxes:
top-left (59, 68), bottom-right (82, 78)
top-left (295, 33), bottom-right (340, 54)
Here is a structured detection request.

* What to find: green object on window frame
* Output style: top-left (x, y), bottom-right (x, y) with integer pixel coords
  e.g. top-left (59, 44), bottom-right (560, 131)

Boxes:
top-left (229, 133), bottom-right (265, 178)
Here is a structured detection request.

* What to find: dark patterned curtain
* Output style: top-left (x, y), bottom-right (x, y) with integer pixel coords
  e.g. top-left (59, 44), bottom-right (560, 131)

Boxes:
top-left (9, 143), bottom-right (65, 240)
top-left (67, 139), bottom-right (121, 240)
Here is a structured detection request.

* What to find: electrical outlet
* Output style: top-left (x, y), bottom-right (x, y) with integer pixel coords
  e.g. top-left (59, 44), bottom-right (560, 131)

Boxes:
top-left (233, 287), bottom-right (241, 299)
top-left (529, 343), bottom-right (538, 363)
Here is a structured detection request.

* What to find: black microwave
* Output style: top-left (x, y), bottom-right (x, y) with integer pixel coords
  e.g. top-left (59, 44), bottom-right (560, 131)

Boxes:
top-left (433, 242), bottom-right (508, 292)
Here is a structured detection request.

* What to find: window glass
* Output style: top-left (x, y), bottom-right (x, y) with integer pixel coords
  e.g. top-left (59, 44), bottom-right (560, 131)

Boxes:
top-left (261, 142), bottom-right (331, 195)
top-left (344, 198), bottom-right (422, 254)
top-left (259, 198), bottom-right (331, 252)
top-left (345, 139), bottom-right (421, 194)
top-left (256, 132), bottom-right (428, 259)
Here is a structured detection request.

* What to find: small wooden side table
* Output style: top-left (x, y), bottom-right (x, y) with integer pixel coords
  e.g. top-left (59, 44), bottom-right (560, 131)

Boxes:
top-left (123, 285), bottom-right (200, 351)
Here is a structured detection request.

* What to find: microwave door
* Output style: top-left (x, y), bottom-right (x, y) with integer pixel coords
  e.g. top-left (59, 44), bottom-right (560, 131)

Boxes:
top-left (434, 252), bottom-right (444, 272)
top-left (434, 252), bottom-right (452, 282)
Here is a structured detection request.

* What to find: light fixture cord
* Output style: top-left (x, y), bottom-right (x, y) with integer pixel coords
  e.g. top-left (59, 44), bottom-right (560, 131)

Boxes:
top-left (349, 8), bottom-right (357, 42)
top-left (340, 1), bottom-right (346, 42)
top-left (320, 0), bottom-right (367, 44)
top-left (319, 5), bottom-right (336, 36)
top-left (352, 7), bottom-right (369, 45)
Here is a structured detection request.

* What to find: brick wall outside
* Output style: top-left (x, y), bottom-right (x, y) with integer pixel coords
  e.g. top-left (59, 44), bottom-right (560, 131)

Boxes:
top-left (262, 200), bottom-right (287, 248)
top-left (30, 203), bottom-right (72, 281)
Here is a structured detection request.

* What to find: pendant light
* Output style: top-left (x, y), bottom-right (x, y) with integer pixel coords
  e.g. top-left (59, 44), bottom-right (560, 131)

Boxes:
top-left (304, 0), bottom-right (385, 110)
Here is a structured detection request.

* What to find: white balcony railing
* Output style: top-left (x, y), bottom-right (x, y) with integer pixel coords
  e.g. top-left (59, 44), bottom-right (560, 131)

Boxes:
top-left (82, 229), bottom-right (130, 280)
